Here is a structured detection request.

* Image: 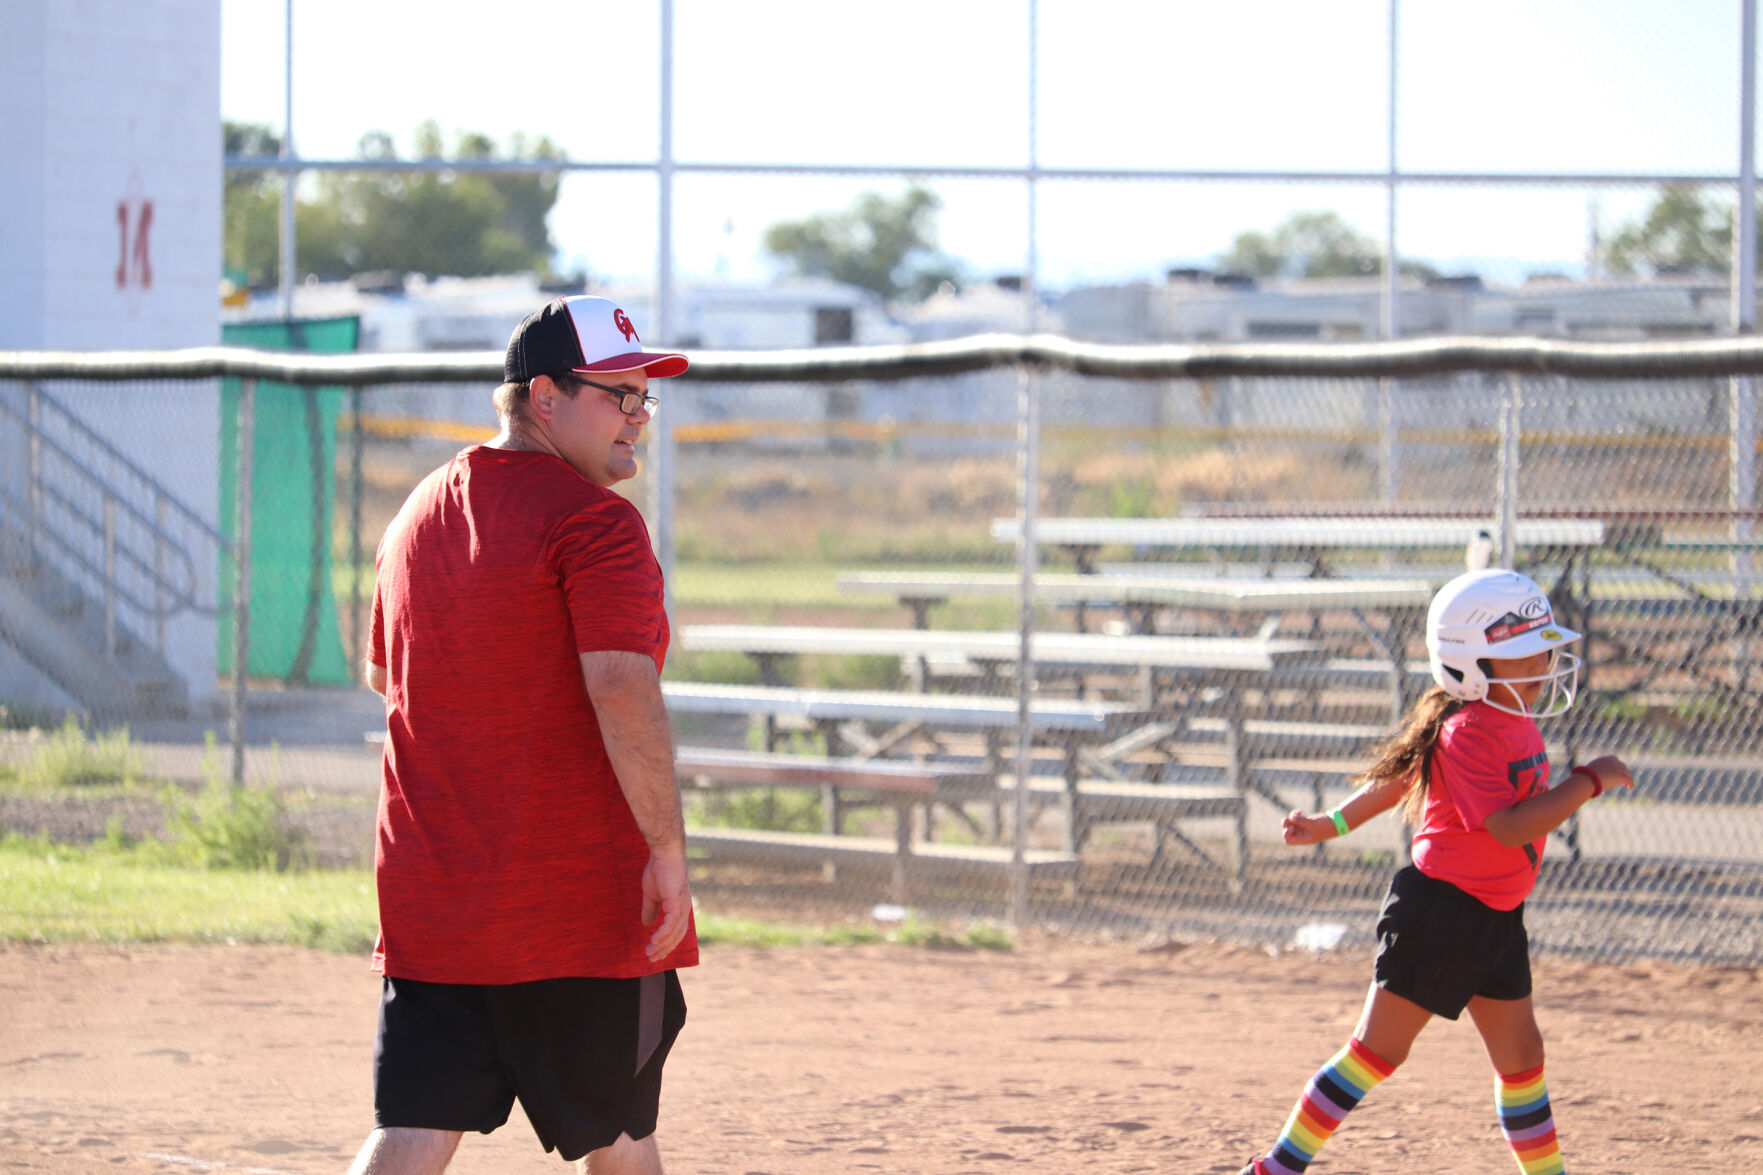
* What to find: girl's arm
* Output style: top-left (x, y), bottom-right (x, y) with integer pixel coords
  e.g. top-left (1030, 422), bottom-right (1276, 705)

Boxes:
top-left (1283, 769), bottom-right (1410, 845)
top-left (1482, 754), bottom-right (1635, 847)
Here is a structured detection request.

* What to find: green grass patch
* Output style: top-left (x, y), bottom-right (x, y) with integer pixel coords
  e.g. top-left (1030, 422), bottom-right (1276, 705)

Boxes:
top-left (693, 914), bottom-right (884, 948)
top-left (0, 833), bottom-right (377, 949)
top-left (0, 835), bottom-right (1010, 954)
top-left (687, 787), bottom-right (825, 834)
top-left (893, 914), bottom-right (1015, 951)
top-left (4, 716), bottom-right (148, 791)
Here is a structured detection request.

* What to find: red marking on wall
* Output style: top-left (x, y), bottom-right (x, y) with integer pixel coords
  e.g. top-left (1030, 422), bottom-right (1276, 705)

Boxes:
top-left (116, 198), bottom-right (154, 290)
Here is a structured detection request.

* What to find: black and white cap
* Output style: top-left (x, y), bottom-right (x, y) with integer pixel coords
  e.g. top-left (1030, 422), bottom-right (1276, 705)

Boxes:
top-left (504, 295), bottom-right (688, 383)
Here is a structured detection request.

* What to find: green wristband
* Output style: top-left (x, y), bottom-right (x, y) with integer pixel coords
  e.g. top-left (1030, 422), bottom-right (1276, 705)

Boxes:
top-left (1330, 809), bottom-right (1350, 837)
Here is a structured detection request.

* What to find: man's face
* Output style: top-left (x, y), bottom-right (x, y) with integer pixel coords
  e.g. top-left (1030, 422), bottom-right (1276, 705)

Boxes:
top-left (542, 371), bottom-right (653, 486)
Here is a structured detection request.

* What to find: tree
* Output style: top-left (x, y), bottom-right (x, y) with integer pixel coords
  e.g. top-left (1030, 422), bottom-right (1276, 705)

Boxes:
top-left (1604, 184), bottom-right (1753, 278)
top-left (223, 122), bottom-right (285, 288)
top-left (762, 186), bottom-right (962, 303)
top-left (222, 120), bottom-right (567, 288)
top-left (1217, 211), bottom-right (1435, 280)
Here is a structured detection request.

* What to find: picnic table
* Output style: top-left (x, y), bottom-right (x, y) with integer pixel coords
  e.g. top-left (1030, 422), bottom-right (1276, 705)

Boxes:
top-left (663, 680), bottom-right (1156, 884)
top-left (662, 680), bottom-right (1375, 884)
top-left (668, 624), bottom-right (1333, 879)
top-left (835, 571), bottom-right (1437, 718)
top-left (990, 515), bottom-right (1606, 573)
top-left (677, 623), bottom-right (1317, 684)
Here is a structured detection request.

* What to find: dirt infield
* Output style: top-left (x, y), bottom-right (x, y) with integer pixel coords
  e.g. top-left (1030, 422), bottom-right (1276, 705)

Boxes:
top-left (1, 936), bottom-right (1758, 1174)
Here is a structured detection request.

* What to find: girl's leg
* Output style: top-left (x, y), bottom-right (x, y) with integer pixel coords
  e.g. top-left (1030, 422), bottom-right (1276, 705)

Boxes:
top-left (1244, 984), bottom-right (1430, 1175)
top-left (1467, 995), bottom-right (1564, 1175)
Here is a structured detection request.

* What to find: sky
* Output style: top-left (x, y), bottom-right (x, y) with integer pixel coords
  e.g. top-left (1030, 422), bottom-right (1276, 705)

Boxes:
top-left (219, 0), bottom-right (1752, 291)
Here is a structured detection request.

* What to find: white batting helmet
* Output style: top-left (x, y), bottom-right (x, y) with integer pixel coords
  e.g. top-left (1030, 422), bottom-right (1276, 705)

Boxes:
top-left (1426, 568), bottom-right (1583, 718)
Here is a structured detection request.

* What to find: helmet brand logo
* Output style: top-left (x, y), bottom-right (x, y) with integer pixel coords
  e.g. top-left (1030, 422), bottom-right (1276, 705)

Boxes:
top-left (1484, 611), bottom-right (1550, 643)
top-left (1519, 597), bottom-right (1550, 619)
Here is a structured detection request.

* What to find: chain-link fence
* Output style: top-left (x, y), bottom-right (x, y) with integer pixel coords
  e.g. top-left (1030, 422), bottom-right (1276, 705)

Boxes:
top-left (3, 338), bottom-right (1761, 963)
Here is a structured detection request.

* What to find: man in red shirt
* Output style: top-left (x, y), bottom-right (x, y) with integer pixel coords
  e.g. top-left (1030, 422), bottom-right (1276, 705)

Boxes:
top-left (351, 295), bottom-right (696, 1175)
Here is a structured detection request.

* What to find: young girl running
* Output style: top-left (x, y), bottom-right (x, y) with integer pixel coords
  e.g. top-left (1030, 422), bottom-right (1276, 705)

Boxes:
top-left (1239, 568), bottom-right (1633, 1175)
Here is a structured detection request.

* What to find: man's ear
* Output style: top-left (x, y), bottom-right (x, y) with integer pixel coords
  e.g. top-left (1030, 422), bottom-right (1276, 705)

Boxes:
top-left (529, 375), bottom-right (558, 423)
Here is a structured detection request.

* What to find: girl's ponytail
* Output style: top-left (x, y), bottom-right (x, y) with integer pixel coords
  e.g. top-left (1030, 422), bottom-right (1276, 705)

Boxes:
top-left (1357, 686), bottom-right (1464, 825)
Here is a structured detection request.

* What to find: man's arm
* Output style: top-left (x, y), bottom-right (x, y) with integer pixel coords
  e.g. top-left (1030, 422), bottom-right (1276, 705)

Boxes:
top-left (580, 650), bottom-right (692, 963)
top-left (365, 661), bottom-right (386, 697)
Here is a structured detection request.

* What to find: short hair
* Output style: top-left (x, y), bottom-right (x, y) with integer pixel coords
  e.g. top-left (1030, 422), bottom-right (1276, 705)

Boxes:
top-left (492, 371), bottom-right (582, 423)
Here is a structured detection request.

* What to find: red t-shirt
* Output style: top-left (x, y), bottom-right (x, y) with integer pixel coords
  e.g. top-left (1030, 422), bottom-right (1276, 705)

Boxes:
top-left (1410, 701), bottom-right (1552, 911)
top-left (367, 445), bottom-right (697, 983)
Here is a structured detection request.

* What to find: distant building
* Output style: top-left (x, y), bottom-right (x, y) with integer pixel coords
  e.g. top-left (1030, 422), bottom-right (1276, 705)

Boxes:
top-left (1477, 276), bottom-right (1729, 338)
top-left (228, 273), bottom-right (904, 353)
top-left (227, 274), bottom-right (909, 432)
top-left (1059, 268), bottom-right (1733, 344)
top-left (893, 277), bottom-right (1059, 340)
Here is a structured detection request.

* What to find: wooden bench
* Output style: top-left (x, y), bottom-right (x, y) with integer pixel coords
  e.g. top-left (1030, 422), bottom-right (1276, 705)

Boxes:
top-left (676, 750), bottom-right (1249, 886)
top-left (964, 772), bottom-right (1248, 877)
top-left (674, 746), bottom-right (1074, 899)
top-left (679, 623), bottom-right (1317, 676)
top-left (686, 826), bottom-right (1079, 887)
top-left (664, 680), bottom-right (1145, 730)
top-left (663, 681), bottom-right (1380, 882)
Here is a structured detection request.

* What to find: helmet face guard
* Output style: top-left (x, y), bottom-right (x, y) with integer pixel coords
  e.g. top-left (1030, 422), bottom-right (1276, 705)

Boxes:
top-left (1426, 569), bottom-right (1584, 720)
top-left (1460, 649), bottom-right (1582, 719)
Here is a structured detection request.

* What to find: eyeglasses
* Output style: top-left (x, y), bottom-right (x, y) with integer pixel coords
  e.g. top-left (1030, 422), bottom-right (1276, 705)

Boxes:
top-left (561, 374), bottom-right (660, 417)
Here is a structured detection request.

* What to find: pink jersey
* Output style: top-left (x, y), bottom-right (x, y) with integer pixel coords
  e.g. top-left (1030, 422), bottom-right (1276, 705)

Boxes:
top-left (1410, 701), bottom-right (1552, 911)
top-left (368, 445), bottom-right (697, 983)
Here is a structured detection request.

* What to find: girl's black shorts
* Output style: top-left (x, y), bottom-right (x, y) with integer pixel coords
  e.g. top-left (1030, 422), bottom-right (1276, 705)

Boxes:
top-left (372, 969), bottom-right (686, 1162)
top-left (1374, 865), bottom-right (1531, 1020)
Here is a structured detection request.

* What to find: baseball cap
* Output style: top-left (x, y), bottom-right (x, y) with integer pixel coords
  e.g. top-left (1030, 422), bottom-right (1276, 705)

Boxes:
top-left (504, 295), bottom-right (689, 383)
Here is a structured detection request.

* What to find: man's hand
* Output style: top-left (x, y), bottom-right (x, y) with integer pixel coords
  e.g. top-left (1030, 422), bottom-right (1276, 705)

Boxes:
top-left (641, 846), bottom-right (692, 962)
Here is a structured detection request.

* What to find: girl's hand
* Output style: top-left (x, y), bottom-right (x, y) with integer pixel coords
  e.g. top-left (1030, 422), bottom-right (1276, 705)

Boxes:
top-left (1283, 811), bottom-right (1336, 845)
top-left (1580, 754), bottom-right (1636, 793)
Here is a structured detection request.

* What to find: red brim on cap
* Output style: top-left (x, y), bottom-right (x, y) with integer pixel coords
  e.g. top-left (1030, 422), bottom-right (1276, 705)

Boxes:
top-left (576, 352), bottom-right (690, 378)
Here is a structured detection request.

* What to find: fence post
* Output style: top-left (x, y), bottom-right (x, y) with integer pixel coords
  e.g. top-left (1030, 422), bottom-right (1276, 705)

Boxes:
top-left (229, 379), bottom-right (255, 786)
top-left (1733, 0), bottom-right (1757, 685)
top-left (1010, 363), bottom-right (1041, 928)
top-left (1497, 375), bottom-right (1521, 569)
top-left (26, 382), bottom-right (42, 565)
top-left (102, 498), bottom-right (116, 661)
top-left (154, 497), bottom-right (167, 653)
top-left (349, 387), bottom-right (364, 668)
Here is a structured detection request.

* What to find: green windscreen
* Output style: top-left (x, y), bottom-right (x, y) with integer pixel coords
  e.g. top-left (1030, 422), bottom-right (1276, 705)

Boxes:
top-left (217, 316), bottom-right (358, 686)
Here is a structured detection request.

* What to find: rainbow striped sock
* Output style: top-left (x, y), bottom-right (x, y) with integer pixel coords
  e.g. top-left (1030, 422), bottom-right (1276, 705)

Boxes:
top-left (1497, 1064), bottom-right (1565, 1175)
top-left (1257, 1037), bottom-right (1397, 1175)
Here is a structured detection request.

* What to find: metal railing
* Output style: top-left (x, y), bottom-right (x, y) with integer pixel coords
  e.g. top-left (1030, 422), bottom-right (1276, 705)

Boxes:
top-left (0, 384), bottom-right (232, 659)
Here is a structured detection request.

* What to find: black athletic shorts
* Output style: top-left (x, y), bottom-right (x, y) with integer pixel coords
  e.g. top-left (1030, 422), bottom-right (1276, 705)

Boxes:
top-left (1373, 864), bottom-right (1531, 1020)
top-left (372, 970), bottom-right (686, 1162)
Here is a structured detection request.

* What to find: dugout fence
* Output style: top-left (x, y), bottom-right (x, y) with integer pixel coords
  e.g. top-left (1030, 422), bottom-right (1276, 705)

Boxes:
top-left (3, 335), bottom-right (1762, 964)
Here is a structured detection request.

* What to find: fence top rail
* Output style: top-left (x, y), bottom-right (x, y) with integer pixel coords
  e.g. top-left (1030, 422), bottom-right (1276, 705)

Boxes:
top-left (8, 332), bottom-right (1763, 385)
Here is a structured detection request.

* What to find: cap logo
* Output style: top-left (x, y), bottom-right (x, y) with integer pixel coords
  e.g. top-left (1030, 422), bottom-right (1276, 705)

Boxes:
top-left (1519, 597), bottom-right (1550, 619)
top-left (1541, 629), bottom-right (1563, 641)
top-left (613, 309), bottom-right (637, 343)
